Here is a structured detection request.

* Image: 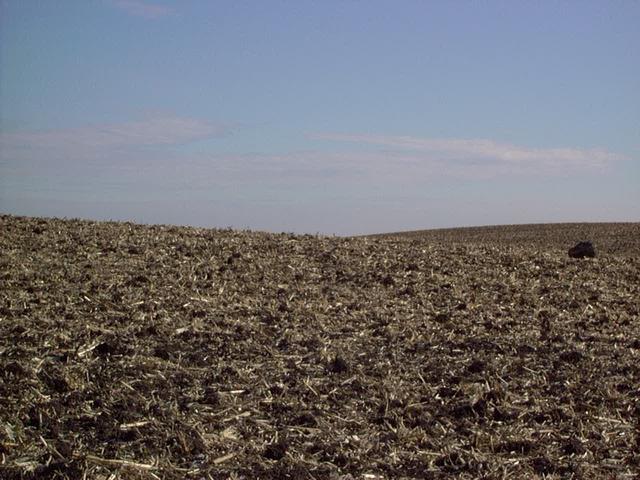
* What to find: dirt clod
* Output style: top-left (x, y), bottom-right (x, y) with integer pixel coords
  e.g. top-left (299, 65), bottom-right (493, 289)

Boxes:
top-left (263, 441), bottom-right (288, 461)
top-left (327, 355), bottom-right (349, 374)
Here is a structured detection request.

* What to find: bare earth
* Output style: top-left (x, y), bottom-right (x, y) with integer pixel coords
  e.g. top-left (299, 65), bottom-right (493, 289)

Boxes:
top-left (1, 215), bottom-right (639, 479)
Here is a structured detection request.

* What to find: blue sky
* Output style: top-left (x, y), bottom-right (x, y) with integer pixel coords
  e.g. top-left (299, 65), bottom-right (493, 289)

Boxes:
top-left (1, 0), bottom-right (638, 235)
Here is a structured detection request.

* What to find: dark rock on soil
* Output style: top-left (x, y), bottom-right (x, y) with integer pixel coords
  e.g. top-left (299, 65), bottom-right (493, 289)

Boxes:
top-left (568, 241), bottom-right (596, 258)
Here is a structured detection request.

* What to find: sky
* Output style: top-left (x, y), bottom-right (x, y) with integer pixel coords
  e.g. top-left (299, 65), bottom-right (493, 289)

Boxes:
top-left (1, 0), bottom-right (638, 235)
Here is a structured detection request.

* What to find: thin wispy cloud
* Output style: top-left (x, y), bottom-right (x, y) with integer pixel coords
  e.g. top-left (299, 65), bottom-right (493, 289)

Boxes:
top-left (0, 116), bottom-right (231, 153)
top-left (109, 0), bottom-right (173, 19)
top-left (312, 133), bottom-right (625, 176)
top-left (2, 120), bottom-right (624, 186)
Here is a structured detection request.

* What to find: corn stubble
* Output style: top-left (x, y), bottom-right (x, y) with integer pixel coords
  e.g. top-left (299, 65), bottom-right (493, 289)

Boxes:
top-left (1, 215), bottom-right (639, 479)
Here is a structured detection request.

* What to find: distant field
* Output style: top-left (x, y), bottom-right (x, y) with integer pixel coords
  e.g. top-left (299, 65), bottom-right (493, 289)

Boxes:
top-left (1, 215), bottom-right (639, 479)
top-left (370, 222), bottom-right (640, 257)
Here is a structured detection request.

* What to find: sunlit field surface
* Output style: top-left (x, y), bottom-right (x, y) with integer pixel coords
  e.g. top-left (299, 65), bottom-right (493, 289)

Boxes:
top-left (1, 215), bottom-right (638, 479)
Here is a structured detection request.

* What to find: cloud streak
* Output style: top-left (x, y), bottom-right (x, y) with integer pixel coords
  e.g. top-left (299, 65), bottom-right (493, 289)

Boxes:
top-left (312, 133), bottom-right (625, 176)
top-left (109, 0), bottom-right (173, 19)
top-left (0, 116), bottom-right (232, 152)
top-left (2, 125), bottom-right (634, 235)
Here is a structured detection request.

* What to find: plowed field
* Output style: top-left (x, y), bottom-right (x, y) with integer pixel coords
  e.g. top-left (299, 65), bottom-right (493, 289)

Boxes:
top-left (1, 215), bottom-right (639, 479)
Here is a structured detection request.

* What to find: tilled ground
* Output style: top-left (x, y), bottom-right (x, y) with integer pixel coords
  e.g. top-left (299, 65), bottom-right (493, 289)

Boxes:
top-left (1, 215), bottom-right (639, 479)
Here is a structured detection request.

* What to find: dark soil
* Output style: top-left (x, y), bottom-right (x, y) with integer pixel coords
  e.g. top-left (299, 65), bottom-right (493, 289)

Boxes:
top-left (1, 215), bottom-right (639, 479)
